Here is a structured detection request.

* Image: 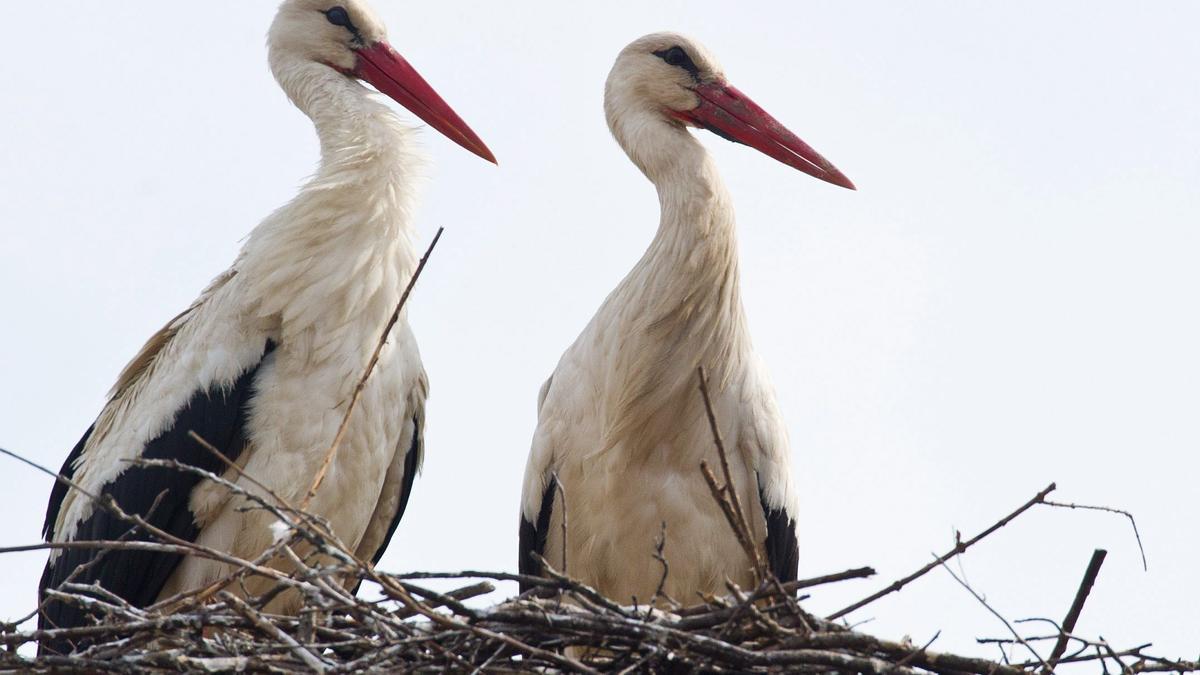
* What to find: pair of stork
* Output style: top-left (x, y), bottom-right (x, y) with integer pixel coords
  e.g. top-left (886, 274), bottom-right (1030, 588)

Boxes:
top-left (37, 0), bottom-right (854, 652)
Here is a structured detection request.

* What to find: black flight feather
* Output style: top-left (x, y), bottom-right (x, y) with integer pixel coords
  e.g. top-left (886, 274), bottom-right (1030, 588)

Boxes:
top-left (758, 475), bottom-right (798, 582)
top-left (517, 474), bottom-right (557, 592)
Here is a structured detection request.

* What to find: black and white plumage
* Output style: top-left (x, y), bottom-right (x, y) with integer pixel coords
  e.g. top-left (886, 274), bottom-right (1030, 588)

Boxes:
top-left (38, 0), bottom-right (493, 653)
top-left (519, 33), bottom-right (853, 603)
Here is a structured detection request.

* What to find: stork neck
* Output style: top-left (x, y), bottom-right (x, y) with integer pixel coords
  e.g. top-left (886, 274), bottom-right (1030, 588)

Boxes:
top-left (237, 60), bottom-right (422, 342)
top-left (610, 112), bottom-right (736, 244)
top-left (274, 61), bottom-right (413, 171)
top-left (598, 118), bottom-right (749, 458)
top-left (638, 123), bottom-right (739, 278)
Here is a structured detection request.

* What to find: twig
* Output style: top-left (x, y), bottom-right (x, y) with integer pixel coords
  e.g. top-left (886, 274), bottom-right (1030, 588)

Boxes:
top-left (650, 521), bottom-right (675, 608)
top-left (555, 472), bottom-right (568, 576)
top-left (895, 630), bottom-right (941, 668)
top-left (301, 227), bottom-right (444, 509)
top-left (700, 461), bottom-right (763, 584)
top-left (937, 556), bottom-right (1051, 671)
top-left (1045, 549), bottom-right (1107, 672)
top-left (187, 430), bottom-right (300, 518)
top-left (828, 482), bottom-right (1057, 620)
top-left (1043, 499), bottom-right (1147, 571)
top-left (697, 367), bottom-right (767, 582)
top-left (783, 566), bottom-right (876, 593)
top-left (222, 591), bottom-right (330, 673)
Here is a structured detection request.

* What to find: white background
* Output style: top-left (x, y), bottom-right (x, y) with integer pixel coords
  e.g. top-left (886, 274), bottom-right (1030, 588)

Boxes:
top-left (1, 1), bottom-right (1196, 665)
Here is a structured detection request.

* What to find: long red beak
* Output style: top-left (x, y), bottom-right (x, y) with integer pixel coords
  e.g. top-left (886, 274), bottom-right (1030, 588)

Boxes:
top-left (354, 42), bottom-right (496, 164)
top-left (672, 82), bottom-right (853, 190)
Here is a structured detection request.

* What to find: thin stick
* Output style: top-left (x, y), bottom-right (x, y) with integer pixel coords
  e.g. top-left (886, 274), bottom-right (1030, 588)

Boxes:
top-left (895, 630), bottom-right (941, 668)
top-left (697, 367), bottom-right (766, 581)
top-left (650, 521), bottom-right (675, 608)
top-left (700, 461), bottom-right (764, 582)
top-left (937, 557), bottom-right (1051, 671)
top-left (783, 566), bottom-right (876, 593)
top-left (0, 447), bottom-right (103, 506)
top-left (1045, 549), bottom-right (1107, 672)
top-left (301, 227), bottom-right (444, 510)
top-left (188, 431), bottom-right (299, 517)
top-left (828, 482), bottom-right (1057, 620)
top-left (222, 591), bottom-right (330, 673)
top-left (1043, 499), bottom-right (1146, 570)
top-left (555, 473), bottom-right (568, 576)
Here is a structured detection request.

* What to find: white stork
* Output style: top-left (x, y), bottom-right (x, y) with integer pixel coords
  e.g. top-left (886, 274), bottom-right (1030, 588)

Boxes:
top-left (38, 0), bottom-right (493, 651)
top-left (519, 33), bottom-right (853, 604)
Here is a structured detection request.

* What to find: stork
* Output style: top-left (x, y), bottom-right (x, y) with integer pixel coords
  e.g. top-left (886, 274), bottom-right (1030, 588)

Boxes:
top-left (518, 33), bottom-right (853, 604)
top-left (38, 0), bottom-right (494, 652)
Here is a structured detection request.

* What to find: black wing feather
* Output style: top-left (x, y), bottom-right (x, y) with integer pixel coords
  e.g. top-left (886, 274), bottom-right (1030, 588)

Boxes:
top-left (43, 424), bottom-right (95, 540)
top-left (517, 474), bottom-right (557, 592)
top-left (38, 340), bottom-right (275, 654)
top-left (758, 475), bottom-right (798, 582)
top-left (367, 414), bottom-right (421, 566)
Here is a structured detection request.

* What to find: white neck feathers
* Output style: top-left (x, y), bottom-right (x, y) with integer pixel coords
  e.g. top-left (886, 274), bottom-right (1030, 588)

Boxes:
top-left (238, 60), bottom-right (423, 346)
top-left (599, 109), bottom-right (749, 455)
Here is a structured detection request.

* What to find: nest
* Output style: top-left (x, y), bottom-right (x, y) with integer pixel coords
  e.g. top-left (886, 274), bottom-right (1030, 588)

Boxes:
top-left (1, 452), bottom-right (1195, 674)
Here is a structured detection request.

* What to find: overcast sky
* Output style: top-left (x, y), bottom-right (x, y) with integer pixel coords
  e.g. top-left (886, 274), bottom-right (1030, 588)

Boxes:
top-left (1, 0), bottom-right (1197, 664)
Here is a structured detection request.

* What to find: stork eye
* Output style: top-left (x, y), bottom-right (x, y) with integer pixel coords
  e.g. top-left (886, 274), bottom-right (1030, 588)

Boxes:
top-left (325, 6), bottom-right (352, 28)
top-left (662, 47), bottom-right (687, 66)
top-left (653, 46), bottom-right (700, 77)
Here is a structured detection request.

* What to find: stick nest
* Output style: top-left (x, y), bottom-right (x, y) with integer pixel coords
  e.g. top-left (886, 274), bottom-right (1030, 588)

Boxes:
top-left (1, 511), bottom-right (1194, 674)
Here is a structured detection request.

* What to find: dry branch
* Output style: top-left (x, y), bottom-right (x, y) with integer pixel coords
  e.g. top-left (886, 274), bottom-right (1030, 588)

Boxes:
top-left (301, 227), bottom-right (444, 510)
top-left (828, 481), bottom-right (1058, 620)
top-left (1046, 549), bottom-right (1107, 671)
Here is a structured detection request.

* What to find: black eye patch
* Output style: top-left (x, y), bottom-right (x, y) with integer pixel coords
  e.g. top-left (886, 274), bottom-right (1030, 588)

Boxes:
top-left (653, 46), bottom-right (701, 79)
top-left (323, 6), bottom-right (364, 44)
top-left (325, 6), bottom-right (352, 27)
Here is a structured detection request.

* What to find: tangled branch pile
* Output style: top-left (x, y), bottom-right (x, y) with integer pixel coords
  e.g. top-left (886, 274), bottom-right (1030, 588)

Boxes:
top-left (1, 457), bottom-right (1195, 673)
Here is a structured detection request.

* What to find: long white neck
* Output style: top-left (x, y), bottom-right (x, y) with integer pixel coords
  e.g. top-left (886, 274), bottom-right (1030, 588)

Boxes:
top-left (600, 110), bottom-right (749, 452)
top-left (237, 60), bottom-right (423, 348)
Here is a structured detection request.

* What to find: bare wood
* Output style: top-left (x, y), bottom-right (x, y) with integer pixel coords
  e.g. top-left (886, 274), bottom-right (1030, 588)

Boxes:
top-left (301, 227), bottom-right (444, 509)
top-left (555, 471), bottom-right (568, 576)
top-left (1044, 499), bottom-right (1146, 570)
top-left (1045, 548), bottom-right (1107, 672)
top-left (222, 591), bottom-right (330, 673)
top-left (783, 566), bottom-right (876, 593)
top-left (827, 481), bottom-right (1057, 620)
top-left (937, 556), bottom-right (1050, 671)
top-left (188, 430), bottom-right (301, 518)
top-left (700, 460), bottom-right (764, 582)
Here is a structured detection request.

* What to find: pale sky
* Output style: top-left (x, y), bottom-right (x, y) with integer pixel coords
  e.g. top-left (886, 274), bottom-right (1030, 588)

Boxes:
top-left (1, 0), bottom-right (1197, 665)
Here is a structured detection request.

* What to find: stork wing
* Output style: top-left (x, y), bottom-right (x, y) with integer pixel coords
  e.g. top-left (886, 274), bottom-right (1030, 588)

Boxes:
top-left (354, 377), bottom-right (427, 569)
top-left (38, 272), bottom-right (276, 653)
top-left (517, 473), bottom-right (557, 591)
top-left (39, 340), bottom-right (274, 652)
top-left (517, 375), bottom-right (559, 592)
top-left (757, 476), bottom-right (799, 581)
top-left (743, 364), bottom-right (800, 583)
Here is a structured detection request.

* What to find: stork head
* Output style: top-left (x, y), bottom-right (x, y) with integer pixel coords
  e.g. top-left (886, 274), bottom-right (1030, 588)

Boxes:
top-left (268, 0), bottom-right (495, 163)
top-left (605, 33), bottom-right (852, 189)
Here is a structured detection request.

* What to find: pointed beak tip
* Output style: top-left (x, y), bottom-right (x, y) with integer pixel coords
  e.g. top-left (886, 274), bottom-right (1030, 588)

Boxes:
top-left (470, 145), bottom-right (498, 165)
top-left (355, 42), bottom-right (496, 165)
